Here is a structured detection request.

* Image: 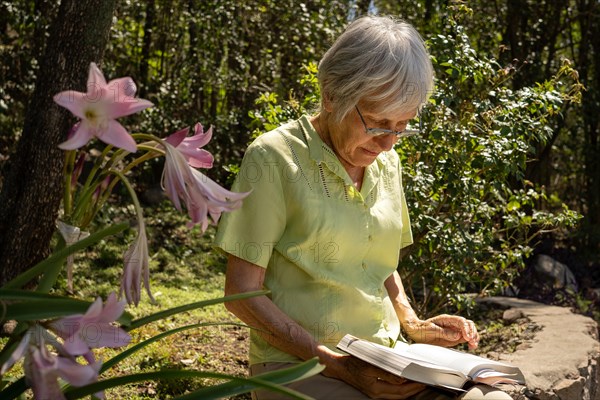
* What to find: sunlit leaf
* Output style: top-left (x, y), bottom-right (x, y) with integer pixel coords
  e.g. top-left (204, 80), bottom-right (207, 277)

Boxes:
top-left (63, 359), bottom-right (324, 400)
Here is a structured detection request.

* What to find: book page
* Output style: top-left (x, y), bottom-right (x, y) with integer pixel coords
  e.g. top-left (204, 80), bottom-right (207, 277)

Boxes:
top-left (401, 344), bottom-right (488, 373)
top-left (471, 369), bottom-right (521, 386)
top-left (337, 335), bottom-right (469, 389)
top-left (394, 343), bottom-right (524, 383)
top-left (339, 335), bottom-right (525, 388)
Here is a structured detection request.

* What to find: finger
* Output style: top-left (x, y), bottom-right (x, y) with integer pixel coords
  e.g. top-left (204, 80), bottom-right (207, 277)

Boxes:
top-left (463, 320), bottom-right (480, 349)
top-left (377, 373), bottom-right (407, 385)
top-left (467, 332), bottom-right (480, 349)
top-left (461, 318), bottom-right (476, 340)
top-left (469, 321), bottom-right (479, 341)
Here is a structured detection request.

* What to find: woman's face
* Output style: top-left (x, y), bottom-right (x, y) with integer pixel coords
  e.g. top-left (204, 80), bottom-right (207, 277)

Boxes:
top-left (328, 102), bottom-right (417, 169)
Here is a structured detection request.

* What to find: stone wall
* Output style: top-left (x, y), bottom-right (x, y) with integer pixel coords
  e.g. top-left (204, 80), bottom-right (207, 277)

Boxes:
top-left (478, 297), bottom-right (600, 400)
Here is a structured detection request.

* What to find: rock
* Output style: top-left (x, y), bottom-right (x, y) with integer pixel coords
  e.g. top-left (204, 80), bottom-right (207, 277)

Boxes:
top-left (503, 285), bottom-right (521, 297)
top-left (532, 254), bottom-right (578, 292)
top-left (478, 297), bottom-right (600, 400)
top-left (553, 378), bottom-right (584, 399)
top-left (579, 358), bottom-right (600, 400)
top-left (503, 308), bottom-right (524, 323)
top-left (516, 342), bottom-right (532, 351)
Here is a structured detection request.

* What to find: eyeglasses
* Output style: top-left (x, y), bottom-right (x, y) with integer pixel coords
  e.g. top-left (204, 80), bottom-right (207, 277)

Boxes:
top-left (355, 105), bottom-right (421, 139)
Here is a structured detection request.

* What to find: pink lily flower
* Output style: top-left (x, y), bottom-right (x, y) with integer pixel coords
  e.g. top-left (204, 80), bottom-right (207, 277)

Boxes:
top-left (3, 326), bottom-right (103, 400)
top-left (165, 123), bottom-right (214, 168)
top-left (161, 142), bottom-right (250, 232)
top-left (120, 225), bottom-right (153, 306)
top-left (188, 168), bottom-right (250, 229)
top-left (53, 62), bottom-right (153, 152)
top-left (50, 292), bottom-right (131, 355)
top-left (25, 343), bottom-right (100, 400)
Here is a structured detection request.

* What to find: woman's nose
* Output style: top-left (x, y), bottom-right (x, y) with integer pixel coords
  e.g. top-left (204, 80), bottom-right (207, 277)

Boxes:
top-left (374, 133), bottom-right (397, 151)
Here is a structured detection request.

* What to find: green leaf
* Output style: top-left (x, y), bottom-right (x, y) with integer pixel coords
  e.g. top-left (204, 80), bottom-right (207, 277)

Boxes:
top-left (174, 359), bottom-right (325, 400)
top-left (520, 215), bottom-right (533, 225)
top-left (0, 376), bottom-right (27, 400)
top-left (0, 297), bottom-right (132, 325)
top-left (3, 298), bottom-right (92, 321)
top-left (126, 290), bottom-right (268, 330)
top-left (64, 359), bottom-right (323, 400)
top-left (507, 200), bottom-right (521, 211)
top-left (0, 289), bottom-right (80, 301)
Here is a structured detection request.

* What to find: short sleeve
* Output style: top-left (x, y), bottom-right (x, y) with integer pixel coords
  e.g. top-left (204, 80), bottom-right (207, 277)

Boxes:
top-left (213, 142), bottom-right (286, 268)
top-left (397, 157), bottom-right (413, 249)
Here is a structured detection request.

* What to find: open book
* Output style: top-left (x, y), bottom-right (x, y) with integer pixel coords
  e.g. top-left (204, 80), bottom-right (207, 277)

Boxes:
top-left (337, 334), bottom-right (525, 392)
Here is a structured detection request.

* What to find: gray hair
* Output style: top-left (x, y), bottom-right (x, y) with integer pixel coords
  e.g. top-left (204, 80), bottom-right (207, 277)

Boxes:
top-left (318, 15), bottom-right (434, 123)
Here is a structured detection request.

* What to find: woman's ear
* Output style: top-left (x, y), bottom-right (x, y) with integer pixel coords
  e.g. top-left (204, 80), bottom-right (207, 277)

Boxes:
top-left (323, 91), bottom-right (334, 112)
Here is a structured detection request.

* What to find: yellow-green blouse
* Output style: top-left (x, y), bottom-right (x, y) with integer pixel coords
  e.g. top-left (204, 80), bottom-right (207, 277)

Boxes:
top-left (214, 115), bottom-right (413, 365)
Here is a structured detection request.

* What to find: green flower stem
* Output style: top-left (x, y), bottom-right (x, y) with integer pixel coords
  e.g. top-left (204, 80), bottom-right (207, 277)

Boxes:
top-left (127, 290), bottom-right (269, 330)
top-left (82, 150), bottom-right (165, 227)
top-left (68, 144), bottom-right (115, 225)
top-left (74, 145), bottom-right (134, 224)
top-left (122, 146), bottom-right (164, 175)
top-left (107, 169), bottom-right (144, 224)
top-left (100, 147), bottom-right (130, 180)
top-left (63, 360), bottom-right (322, 400)
top-left (65, 134), bottom-right (168, 232)
top-left (87, 137), bottom-right (165, 210)
top-left (130, 132), bottom-right (165, 144)
top-left (70, 178), bottom-right (107, 228)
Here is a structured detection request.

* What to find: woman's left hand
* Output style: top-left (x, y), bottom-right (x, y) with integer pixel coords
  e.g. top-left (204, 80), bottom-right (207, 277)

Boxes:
top-left (403, 314), bottom-right (480, 349)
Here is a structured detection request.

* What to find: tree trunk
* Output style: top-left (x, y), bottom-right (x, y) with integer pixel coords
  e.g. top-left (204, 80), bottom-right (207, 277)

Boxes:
top-left (0, 0), bottom-right (118, 285)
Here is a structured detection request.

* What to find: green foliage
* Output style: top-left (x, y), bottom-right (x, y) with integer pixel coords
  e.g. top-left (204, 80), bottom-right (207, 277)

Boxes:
top-left (380, 0), bottom-right (600, 266)
top-left (396, 10), bottom-right (582, 316)
top-left (1, 1), bottom-right (350, 186)
top-left (248, 62), bottom-right (320, 137)
top-left (2, 0), bottom-right (598, 243)
top-left (102, 1), bottom-right (349, 183)
top-left (60, 362), bottom-right (323, 400)
top-left (0, 0), bottom-right (56, 160)
top-left (247, 12), bottom-right (582, 317)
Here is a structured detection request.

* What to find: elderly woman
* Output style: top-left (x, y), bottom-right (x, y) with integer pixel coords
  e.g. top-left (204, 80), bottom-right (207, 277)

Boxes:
top-left (215, 15), bottom-right (513, 400)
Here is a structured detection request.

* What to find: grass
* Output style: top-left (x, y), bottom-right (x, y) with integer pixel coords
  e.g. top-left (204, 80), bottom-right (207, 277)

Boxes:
top-left (1, 201), bottom-right (252, 399)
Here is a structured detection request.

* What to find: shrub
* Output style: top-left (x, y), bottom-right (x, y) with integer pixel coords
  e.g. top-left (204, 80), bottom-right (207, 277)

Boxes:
top-left (248, 14), bottom-right (582, 317)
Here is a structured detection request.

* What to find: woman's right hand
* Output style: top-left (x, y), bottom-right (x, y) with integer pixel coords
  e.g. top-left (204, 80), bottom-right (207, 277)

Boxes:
top-left (322, 352), bottom-right (426, 399)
